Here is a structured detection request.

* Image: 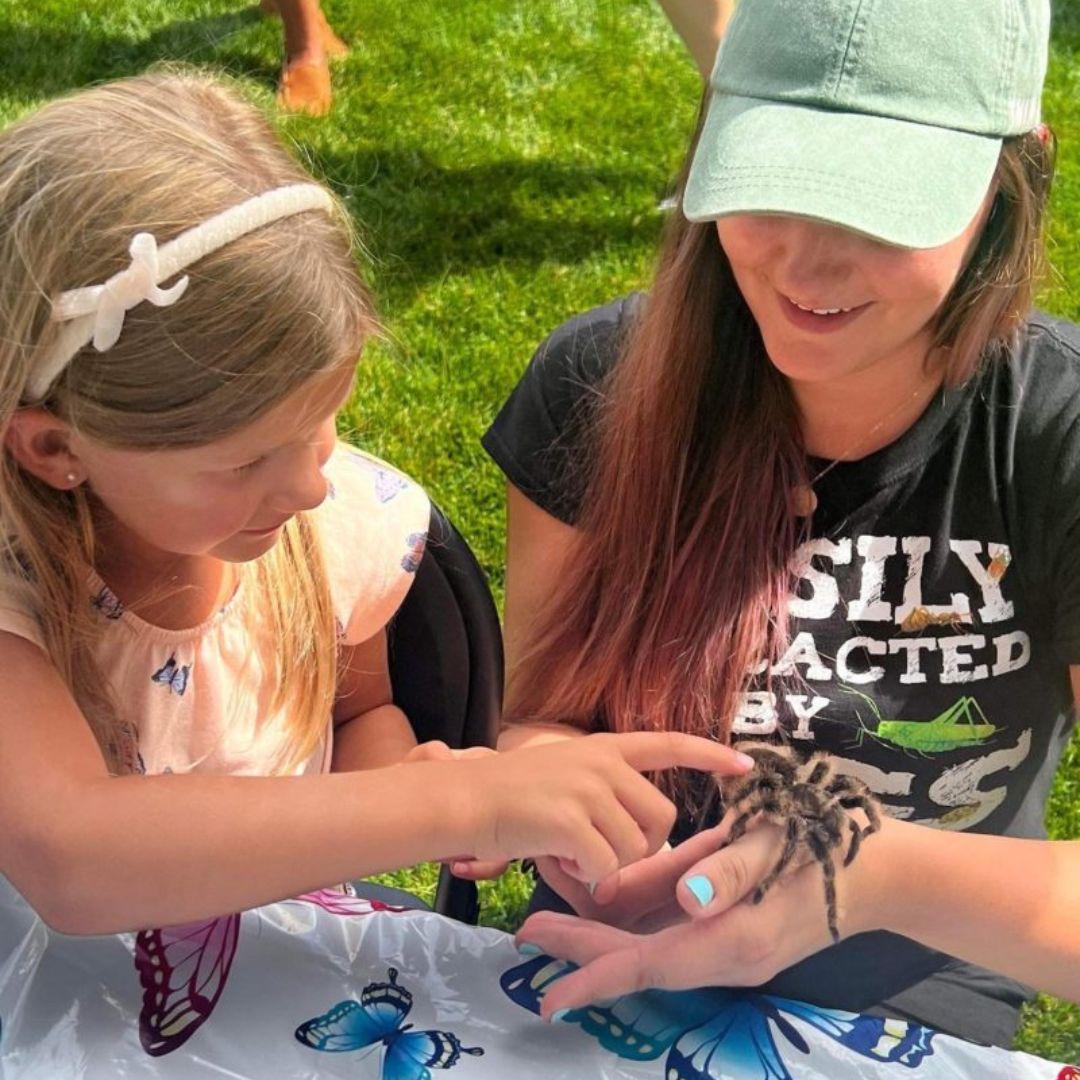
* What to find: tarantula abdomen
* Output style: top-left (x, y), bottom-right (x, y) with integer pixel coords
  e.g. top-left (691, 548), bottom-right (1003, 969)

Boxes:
top-left (720, 741), bottom-right (882, 943)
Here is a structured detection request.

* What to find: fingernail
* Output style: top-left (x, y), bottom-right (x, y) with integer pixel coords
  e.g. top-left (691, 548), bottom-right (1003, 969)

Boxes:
top-left (735, 751), bottom-right (756, 770)
top-left (516, 941), bottom-right (543, 956)
top-left (685, 874), bottom-right (714, 907)
top-left (551, 1008), bottom-right (572, 1022)
top-left (450, 862), bottom-right (468, 875)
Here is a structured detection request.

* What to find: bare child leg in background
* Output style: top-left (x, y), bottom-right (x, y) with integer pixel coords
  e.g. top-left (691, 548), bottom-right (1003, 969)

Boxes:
top-left (261, 0), bottom-right (348, 116)
top-left (657, 0), bottom-right (733, 77)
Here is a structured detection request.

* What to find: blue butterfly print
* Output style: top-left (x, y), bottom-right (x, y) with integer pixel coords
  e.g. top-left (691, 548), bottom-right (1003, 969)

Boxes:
top-left (296, 968), bottom-right (484, 1080)
top-left (150, 655), bottom-right (191, 696)
top-left (501, 955), bottom-right (937, 1080)
top-left (402, 532), bottom-right (427, 574)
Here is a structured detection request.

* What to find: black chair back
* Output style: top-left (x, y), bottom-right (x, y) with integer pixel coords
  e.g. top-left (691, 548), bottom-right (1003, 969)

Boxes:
top-left (387, 504), bottom-right (504, 922)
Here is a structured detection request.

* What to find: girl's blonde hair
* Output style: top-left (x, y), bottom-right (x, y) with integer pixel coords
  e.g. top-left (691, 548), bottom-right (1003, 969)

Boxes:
top-left (0, 71), bottom-right (379, 772)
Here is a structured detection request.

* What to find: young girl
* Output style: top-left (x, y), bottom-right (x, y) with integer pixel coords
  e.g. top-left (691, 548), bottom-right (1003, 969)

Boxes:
top-left (0, 71), bottom-right (749, 939)
top-left (485, 0), bottom-right (1080, 1049)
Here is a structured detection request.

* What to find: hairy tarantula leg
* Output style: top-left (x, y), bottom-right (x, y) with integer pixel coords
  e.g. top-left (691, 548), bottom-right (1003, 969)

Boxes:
top-left (807, 832), bottom-right (841, 944)
top-left (843, 816), bottom-right (863, 866)
top-left (752, 816), bottom-right (803, 904)
top-left (725, 811), bottom-right (754, 847)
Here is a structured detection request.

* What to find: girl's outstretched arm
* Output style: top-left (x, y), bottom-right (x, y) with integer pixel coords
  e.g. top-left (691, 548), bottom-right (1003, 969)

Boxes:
top-left (0, 632), bottom-right (751, 935)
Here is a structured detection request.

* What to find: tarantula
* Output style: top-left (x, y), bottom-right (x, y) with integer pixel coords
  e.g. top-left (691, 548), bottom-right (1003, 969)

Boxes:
top-left (720, 742), bottom-right (882, 943)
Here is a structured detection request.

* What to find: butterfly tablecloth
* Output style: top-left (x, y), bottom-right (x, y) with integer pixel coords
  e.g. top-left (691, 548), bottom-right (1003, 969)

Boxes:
top-left (0, 876), bottom-right (1075, 1080)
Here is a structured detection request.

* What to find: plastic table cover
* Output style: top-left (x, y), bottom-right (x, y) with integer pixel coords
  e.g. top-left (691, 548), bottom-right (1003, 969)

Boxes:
top-left (0, 876), bottom-right (1075, 1080)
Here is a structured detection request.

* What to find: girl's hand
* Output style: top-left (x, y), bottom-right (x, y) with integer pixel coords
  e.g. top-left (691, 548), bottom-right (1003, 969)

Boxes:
top-left (401, 743), bottom-right (512, 879)
top-left (401, 740), bottom-right (495, 764)
top-left (459, 732), bottom-right (753, 885)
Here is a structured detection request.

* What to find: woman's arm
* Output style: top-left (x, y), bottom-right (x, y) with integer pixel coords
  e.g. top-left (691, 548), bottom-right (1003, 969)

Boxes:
top-left (498, 483), bottom-right (589, 751)
top-left (858, 817), bottom-right (1080, 1000)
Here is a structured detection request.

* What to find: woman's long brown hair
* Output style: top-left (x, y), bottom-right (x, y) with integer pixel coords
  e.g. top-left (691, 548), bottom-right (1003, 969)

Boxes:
top-left (507, 112), bottom-right (1056, 813)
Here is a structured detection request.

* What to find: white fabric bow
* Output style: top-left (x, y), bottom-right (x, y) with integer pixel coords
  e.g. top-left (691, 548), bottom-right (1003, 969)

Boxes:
top-left (27, 183), bottom-right (335, 402)
top-left (89, 233), bottom-right (190, 352)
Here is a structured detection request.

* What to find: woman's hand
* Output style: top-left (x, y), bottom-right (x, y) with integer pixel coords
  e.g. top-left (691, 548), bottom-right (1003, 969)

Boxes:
top-left (514, 814), bottom-right (889, 1017)
top-left (530, 823), bottom-right (731, 932)
top-left (456, 732), bottom-right (753, 885)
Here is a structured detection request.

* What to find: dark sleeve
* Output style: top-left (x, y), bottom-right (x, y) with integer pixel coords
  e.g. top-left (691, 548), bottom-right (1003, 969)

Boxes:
top-left (1012, 315), bottom-right (1080, 663)
top-left (482, 294), bottom-right (640, 525)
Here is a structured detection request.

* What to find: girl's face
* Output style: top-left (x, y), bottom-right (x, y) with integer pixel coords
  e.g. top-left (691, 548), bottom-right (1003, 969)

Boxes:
top-left (72, 363), bottom-right (355, 564)
top-left (715, 201), bottom-right (991, 388)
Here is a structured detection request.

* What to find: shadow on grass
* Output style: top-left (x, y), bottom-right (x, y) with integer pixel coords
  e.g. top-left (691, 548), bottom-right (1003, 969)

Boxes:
top-left (0, 7), bottom-right (276, 101)
top-left (314, 146), bottom-right (666, 303)
top-left (1053, 0), bottom-right (1080, 54)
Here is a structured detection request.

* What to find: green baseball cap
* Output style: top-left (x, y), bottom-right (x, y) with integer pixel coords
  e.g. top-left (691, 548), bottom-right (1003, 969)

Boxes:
top-left (683, 0), bottom-right (1050, 248)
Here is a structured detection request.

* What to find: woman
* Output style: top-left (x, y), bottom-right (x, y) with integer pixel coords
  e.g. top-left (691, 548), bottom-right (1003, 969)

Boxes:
top-left (480, 0), bottom-right (1080, 1050)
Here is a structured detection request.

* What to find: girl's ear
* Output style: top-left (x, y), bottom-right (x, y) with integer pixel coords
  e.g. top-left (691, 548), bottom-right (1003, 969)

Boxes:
top-left (4, 409), bottom-right (84, 490)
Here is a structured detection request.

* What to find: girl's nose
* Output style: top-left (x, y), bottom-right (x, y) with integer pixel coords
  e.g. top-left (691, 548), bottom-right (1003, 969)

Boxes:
top-left (271, 447), bottom-right (331, 515)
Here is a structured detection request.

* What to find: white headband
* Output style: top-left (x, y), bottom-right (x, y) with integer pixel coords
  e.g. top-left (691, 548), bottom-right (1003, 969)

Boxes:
top-left (26, 183), bottom-right (335, 402)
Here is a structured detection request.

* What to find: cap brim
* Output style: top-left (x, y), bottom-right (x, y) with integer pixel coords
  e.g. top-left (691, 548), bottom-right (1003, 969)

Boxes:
top-left (684, 94), bottom-right (1001, 249)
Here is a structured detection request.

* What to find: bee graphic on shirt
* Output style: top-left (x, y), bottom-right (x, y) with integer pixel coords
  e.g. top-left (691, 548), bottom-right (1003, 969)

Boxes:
top-left (151, 654), bottom-right (191, 696)
top-left (899, 607), bottom-right (969, 633)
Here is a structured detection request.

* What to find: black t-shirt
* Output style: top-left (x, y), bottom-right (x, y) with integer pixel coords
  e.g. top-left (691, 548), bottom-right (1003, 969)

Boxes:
top-left (482, 294), bottom-right (1080, 1048)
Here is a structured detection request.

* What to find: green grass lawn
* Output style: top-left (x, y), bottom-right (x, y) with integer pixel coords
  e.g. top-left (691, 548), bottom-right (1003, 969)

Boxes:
top-left (2, 0), bottom-right (1078, 1061)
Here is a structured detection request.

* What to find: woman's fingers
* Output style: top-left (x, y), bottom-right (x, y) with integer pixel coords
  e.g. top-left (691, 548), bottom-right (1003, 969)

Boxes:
top-left (677, 821), bottom-right (793, 917)
top-left (516, 911), bottom-right (636, 968)
top-left (522, 863), bottom-right (842, 1018)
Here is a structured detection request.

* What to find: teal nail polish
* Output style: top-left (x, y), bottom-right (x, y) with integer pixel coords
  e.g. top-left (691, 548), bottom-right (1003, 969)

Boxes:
top-left (551, 1008), bottom-right (572, 1022)
top-left (516, 941), bottom-right (542, 956)
top-left (685, 874), bottom-right (714, 907)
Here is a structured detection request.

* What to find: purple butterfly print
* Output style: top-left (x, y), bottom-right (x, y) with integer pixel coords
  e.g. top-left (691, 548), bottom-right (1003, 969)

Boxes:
top-left (401, 531), bottom-right (428, 573)
top-left (135, 891), bottom-right (406, 1056)
top-left (296, 888), bottom-right (407, 917)
top-left (374, 469), bottom-right (408, 504)
top-left (135, 914), bottom-right (240, 1056)
top-left (90, 585), bottom-right (124, 620)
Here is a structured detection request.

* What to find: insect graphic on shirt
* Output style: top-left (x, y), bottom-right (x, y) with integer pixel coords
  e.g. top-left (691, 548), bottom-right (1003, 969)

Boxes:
top-left (150, 654), bottom-right (191, 696)
top-left (987, 549), bottom-right (1012, 582)
top-left (841, 686), bottom-right (997, 755)
top-left (401, 531), bottom-right (428, 573)
top-left (898, 606), bottom-right (969, 633)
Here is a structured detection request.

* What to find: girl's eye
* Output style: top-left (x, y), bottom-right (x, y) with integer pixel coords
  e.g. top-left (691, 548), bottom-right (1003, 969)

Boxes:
top-left (233, 456), bottom-right (265, 474)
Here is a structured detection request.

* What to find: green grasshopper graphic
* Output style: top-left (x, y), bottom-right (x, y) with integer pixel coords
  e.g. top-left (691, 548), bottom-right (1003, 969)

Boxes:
top-left (841, 686), bottom-right (997, 754)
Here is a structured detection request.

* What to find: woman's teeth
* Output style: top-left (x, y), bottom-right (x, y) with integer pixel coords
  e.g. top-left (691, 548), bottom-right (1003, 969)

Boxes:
top-left (791, 300), bottom-right (854, 315)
